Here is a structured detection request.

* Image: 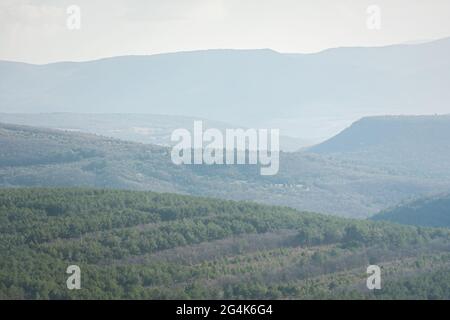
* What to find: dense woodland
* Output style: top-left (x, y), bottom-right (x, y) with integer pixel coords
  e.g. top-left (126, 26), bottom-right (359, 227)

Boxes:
top-left (1, 188), bottom-right (450, 299)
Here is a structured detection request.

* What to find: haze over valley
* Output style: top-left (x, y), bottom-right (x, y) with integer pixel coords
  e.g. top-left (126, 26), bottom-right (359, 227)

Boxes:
top-left (1, 114), bottom-right (450, 218)
top-left (1, 1), bottom-right (450, 299)
top-left (2, 37), bottom-right (450, 142)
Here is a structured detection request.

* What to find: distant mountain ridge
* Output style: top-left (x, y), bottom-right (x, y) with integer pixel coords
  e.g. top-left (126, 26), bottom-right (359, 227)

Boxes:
top-left (1, 37), bottom-right (450, 140)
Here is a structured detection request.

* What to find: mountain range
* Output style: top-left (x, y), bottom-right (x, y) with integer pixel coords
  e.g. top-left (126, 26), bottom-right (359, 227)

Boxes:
top-left (2, 37), bottom-right (450, 300)
top-left (2, 37), bottom-right (450, 141)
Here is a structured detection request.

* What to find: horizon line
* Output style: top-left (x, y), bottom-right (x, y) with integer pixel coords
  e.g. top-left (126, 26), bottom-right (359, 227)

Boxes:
top-left (1, 36), bottom-right (449, 66)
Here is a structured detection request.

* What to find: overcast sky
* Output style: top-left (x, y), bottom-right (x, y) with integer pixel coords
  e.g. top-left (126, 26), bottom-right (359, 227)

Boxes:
top-left (1, 0), bottom-right (450, 64)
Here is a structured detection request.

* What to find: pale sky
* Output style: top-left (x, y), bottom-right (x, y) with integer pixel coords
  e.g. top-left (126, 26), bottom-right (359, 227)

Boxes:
top-left (1, 0), bottom-right (450, 64)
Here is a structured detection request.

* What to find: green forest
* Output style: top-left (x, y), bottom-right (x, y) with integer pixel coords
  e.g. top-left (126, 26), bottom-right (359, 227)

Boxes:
top-left (1, 188), bottom-right (449, 299)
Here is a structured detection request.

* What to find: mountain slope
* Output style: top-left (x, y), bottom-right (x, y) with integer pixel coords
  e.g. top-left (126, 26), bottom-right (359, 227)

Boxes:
top-left (1, 188), bottom-right (450, 299)
top-left (372, 194), bottom-right (450, 228)
top-left (2, 121), bottom-right (450, 217)
top-left (1, 37), bottom-right (450, 139)
top-left (308, 115), bottom-right (450, 178)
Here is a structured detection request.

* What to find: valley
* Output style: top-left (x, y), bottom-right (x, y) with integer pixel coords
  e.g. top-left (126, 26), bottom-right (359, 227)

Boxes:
top-left (2, 113), bottom-right (450, 217)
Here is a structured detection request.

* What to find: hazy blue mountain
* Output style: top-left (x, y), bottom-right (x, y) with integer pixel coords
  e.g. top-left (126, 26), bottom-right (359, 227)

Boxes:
top-left (2, 120), bottom-right (450, 217)
top-left (1, 37), bottom-right (450, 140)
top-left (308, 115), bottom-right (450, 178)
top-left (372, 194), bottom-right (450, 228)
top-left (0, 113), bottom-right (311, 152)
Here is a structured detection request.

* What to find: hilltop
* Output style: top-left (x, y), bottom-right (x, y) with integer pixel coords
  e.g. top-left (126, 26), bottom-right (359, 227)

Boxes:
top-left (309, 115), bottom-right (450, 178)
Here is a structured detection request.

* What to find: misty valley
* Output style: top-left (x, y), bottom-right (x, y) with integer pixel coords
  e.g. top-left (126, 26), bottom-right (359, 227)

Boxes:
top-left (1, 35), bottom-right (450, 301)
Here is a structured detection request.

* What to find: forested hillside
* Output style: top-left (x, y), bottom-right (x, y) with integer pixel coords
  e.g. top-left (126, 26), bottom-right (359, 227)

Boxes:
top-left (309, 115), bottom-right (450, 178)
top-left (372, 194), bottom-right (450, 228)
top-left (1, 188), bottom-right (450, 299)
top-left (2, 122), bottom-right (450, 217)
